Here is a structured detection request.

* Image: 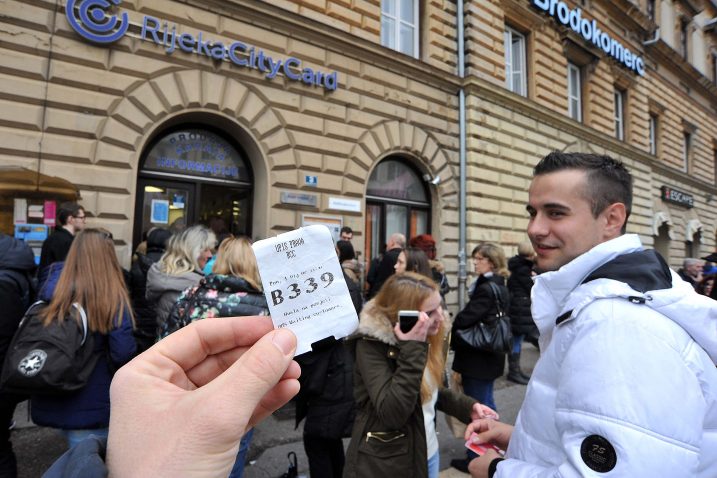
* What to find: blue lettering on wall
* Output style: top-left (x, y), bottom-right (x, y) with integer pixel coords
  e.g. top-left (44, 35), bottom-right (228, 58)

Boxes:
top-left (531, 0), bottom-right (645, 76)
top-left (66, 0), bottom-right (339, 91)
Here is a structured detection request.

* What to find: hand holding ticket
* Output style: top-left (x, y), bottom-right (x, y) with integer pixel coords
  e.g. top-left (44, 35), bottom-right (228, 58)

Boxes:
top-left (252, 225), bottom-right (359, 355)
top-left (465, 432), bottom-right (505, 457)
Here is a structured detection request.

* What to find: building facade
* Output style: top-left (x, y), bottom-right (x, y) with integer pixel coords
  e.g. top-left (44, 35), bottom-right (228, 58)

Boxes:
top-left (1, 0), bottom-right (716, 306)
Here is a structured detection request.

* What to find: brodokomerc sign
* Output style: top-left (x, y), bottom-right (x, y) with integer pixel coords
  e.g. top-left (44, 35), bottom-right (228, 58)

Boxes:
top-left (532, 0), bottom-right (645, 76)
top-left (141, 16), bottom-right (338, 91)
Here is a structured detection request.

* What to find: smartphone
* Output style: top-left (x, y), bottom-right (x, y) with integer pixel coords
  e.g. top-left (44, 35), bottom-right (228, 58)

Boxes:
top-left (465, 432), bottom-right (505, 456)
top-left (398, 310), bottom-right (420, 333)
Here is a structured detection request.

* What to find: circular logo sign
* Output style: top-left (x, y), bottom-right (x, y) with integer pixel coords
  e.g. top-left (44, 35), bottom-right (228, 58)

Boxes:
top-left (580, 434), bottom-right (617, 473)
top-left (65, 0), bottom-right (129, 44)
top-left (18, 349), bottom-right (48, 377)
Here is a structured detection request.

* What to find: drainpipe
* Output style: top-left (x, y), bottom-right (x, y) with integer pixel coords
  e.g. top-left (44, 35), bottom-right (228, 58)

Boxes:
top-left (457, 0), bottom-right (468, 310)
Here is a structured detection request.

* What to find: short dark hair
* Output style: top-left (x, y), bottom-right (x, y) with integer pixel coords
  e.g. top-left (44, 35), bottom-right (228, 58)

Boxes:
top-left (534, 152), bottom-right (632, 233)
top-left (57, 202), bottom-right (84, 226)
top-left (340, 226), bottom-right (353, 235)
top-left (336, 240), bottom-right (355, 263)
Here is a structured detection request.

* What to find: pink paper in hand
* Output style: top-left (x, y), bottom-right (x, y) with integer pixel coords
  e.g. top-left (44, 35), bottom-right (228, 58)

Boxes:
top-left (465, 432), bottom-right (505, 456)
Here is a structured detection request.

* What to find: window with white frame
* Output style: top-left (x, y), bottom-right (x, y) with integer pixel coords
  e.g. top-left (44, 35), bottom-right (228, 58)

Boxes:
top-left (567, 62), bottom-right (582, 122)
top-left (649, 114), bottom-right (658, 155)
top-left (504, 27), bottom-right (527, 96)
top-left (614, 89), bottom-right (625, 140)
top-left (683, 131), bottom-right (692, 172)
top-left (381, 0), bottom-right (419, 58)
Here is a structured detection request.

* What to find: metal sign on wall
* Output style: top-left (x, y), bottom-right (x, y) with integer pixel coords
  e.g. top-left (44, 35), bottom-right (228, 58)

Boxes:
top-left (661, 185), bottom-right (694, 208)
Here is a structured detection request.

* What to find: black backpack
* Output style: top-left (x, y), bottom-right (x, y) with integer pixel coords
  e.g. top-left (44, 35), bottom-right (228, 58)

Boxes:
top-left (0, 301), bottom-right (100, 395)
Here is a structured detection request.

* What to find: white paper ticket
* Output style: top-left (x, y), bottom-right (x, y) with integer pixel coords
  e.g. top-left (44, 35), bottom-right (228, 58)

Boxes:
top-left (252, 225), bottom-right (359, 355)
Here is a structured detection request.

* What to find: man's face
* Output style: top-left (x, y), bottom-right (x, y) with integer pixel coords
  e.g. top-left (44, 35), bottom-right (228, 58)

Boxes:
top-left (527, 170), bottom-right (618, 272)
top-left (687, 262), bottom-right (704, 277)
top-left (68, 209), bottom-right (87, 231)
top-left (340, 231), bottom-right (352, 241)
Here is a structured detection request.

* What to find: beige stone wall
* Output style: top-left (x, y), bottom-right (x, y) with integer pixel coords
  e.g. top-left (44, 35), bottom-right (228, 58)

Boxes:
top-left (0, 0), bottom-right (461, 269)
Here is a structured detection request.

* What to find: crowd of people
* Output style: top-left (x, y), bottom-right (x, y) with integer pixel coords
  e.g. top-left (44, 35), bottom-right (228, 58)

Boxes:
top-left (0, 151), bottom-right (715, 478)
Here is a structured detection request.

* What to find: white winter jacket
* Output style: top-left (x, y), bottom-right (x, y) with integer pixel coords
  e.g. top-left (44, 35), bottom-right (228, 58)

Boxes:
top-left (499, 234), bottom-right (717, 477)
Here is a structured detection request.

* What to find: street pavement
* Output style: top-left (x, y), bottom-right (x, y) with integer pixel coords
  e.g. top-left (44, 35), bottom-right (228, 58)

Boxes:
top-left (11, 343), bottom-right (538, 477)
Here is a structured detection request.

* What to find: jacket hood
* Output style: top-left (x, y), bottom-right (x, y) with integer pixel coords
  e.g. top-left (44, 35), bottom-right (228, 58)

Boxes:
top-left (0, 234), bottom-right (35, 272)
top-left (533, 234), bottom-right (717, 362)
top-left (355, 299), bottom-right (397, 346)
top-left (508, 255), bottom-right (533, 273)
top-left (146, 262), bottom-right (203, 300)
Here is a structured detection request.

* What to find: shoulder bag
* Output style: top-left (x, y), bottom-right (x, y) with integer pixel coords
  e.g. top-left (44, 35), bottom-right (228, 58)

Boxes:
top-left (455, 282), bottom-right (512, 354)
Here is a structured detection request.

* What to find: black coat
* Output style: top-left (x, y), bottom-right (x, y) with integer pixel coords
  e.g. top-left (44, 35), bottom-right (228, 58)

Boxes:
top-left (507, 255), bottom-right (538, 337)
top-left (451, 274), bottom-right (509, 380)
top-left (294, 340), bottom-right (355, 439)
top-left (366, 248), bottom-right (402, 299)
top-left (0, 234), bottom-right (36, 368)
top-left (39, 227), bottom-right (73, 271)
top-left (129, 247), bottom-right (165, 353)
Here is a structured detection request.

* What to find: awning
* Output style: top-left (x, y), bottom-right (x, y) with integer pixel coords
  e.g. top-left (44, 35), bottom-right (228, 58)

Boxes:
top-left (652, 210), bottom-right (674, 238)
top-left (0, 167), bottom-right (79, 200)
top-left (686, 218), bottom-right (703, 241)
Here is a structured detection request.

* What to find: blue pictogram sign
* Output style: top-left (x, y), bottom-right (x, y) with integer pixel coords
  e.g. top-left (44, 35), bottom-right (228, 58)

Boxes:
top-left (65, 0), bottom-right (129, 44)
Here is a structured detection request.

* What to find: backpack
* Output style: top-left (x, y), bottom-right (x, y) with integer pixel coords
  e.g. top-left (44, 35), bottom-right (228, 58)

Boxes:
top-left (0, 301), bottom-right (100, 395)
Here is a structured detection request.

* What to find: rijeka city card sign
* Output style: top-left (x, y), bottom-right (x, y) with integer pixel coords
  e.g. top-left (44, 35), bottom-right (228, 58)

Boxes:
top-left (252, 226), bottom-right (358, 355)
top-left (64, 0), bottom-right (339, 91)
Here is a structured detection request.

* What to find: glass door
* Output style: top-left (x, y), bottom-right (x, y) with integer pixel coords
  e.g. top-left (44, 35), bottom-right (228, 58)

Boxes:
top-left (134, 178), bottom-right (194, 249)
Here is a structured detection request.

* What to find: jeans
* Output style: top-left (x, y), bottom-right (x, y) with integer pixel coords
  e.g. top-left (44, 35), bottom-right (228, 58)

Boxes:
top-left (60, 428), bottom-right (109, 449)
top-left (427, 452), bottom-right (439, 478)
top-left (228, 429), bottom-right (254, 478)
top-left (512, 334), bottom-right (525, 355)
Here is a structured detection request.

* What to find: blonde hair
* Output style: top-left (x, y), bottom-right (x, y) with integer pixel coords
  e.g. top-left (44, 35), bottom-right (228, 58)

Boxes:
top-left (159, 225), bottom-right (216, 275)
top-left (372, 272), bottom-right (445, 403)
top-left (517, 241), bottom-right (534, 258)
top-left (212, 236), bottom-right (263, 291)
top-left (473, 242), bottom-right (508, 277)
top-left (42, 229), bottom-right (134, 334)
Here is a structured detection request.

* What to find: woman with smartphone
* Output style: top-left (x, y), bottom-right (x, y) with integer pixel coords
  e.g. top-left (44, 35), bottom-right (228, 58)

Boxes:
top-left (344, 273), bottom-right (497, 478)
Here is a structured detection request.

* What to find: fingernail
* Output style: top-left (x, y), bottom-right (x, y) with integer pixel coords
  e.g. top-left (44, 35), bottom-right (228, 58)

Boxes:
top-left (272, 329), bottom-right (296, 356)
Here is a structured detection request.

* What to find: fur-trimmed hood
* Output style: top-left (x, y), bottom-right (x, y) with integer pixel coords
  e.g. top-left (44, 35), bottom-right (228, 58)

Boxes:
top-left (355, 299), bottom-right (398, 346)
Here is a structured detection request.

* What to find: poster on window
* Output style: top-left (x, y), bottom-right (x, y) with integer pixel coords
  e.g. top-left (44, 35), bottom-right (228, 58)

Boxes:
top-left (151, 199), bottom-right (169, 224)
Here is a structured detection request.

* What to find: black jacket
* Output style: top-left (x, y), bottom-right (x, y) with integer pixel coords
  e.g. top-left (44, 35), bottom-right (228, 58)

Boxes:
top-left (451, 274), bottom-right (509, 380)
top-left (39, 227), bottom-right (73, 271)
top-left (129, 247), bottom-right (165, 353)
top-left (0, 234), bottom-right (36, 368)
top-left (507, 255), bottom-right (538, 337)
top-left (366, 248), bottom-right (402, 299)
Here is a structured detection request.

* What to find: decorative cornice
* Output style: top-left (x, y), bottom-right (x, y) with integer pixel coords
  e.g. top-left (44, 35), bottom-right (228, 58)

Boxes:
top-left (646, 39), bottom-right (717, 112)
top-left (174, 0), bottom-right (461, 94)
top-left (599, 0), bottom-right (654, 34)
top-left (463, 76), bottom-right (717, 194)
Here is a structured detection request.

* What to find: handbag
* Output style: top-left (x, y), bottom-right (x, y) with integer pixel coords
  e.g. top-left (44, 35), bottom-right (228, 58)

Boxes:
top-left (454, 282), bottom-right (513, 354)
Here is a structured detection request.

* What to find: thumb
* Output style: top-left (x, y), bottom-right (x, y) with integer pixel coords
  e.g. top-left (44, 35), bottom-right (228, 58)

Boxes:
top-left (206, 328), bottom-right (300, 429)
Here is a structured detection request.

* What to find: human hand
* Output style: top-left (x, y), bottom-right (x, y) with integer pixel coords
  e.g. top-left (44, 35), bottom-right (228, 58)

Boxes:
top-left (468, 449), bottom-right (502, 478)
top-left (470, 402), bottom-right (500, 421)
top-left (464, 419), bottom-right (513, 451)
top-left (106, 316), bottom-right (300, 478)
top-left (394, 311), bottom-right (431, 342)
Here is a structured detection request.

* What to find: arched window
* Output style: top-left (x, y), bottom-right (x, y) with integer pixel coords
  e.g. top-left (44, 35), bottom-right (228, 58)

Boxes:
top-left (365, 158), bottom-right (431, 260)
top-left (134, 126), bottom-right (253, 249)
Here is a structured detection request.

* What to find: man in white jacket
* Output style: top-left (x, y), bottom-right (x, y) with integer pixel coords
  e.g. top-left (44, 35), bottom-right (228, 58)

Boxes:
top-left (468, 152), bottom-right (717, 478)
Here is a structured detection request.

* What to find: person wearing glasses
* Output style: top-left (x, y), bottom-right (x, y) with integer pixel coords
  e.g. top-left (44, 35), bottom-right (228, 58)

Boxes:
top-left (38, 202), bottom-right (87, 293)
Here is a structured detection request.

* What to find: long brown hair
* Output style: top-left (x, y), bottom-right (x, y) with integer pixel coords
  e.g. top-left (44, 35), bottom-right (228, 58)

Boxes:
top-left (372, 273), bottom-right (445, 403)
top-left (41, 229), bottom-right (134, 334)
top-left (212, 236), bottom-right (263, 291)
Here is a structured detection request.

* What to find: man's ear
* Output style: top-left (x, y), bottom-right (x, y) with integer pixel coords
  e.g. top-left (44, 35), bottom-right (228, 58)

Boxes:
top-left (602, 203), bottom-right (627, 238)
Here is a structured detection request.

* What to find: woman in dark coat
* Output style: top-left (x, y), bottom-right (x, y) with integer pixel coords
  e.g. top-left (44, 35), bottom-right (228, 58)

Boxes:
top-left (506, 241), bottom-right (537, 384)
top-left (345, 273), bottom-right (496, 478)
top-left (31, 230), bottom-right (136, 448)
top-left (451, 242), bottom-right (510, 411)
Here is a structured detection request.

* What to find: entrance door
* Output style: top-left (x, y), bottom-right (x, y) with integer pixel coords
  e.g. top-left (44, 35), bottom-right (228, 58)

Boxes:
top-left (134, 178), bottom-right (193, 246)
top-left (133, 177), bottom-right (252, 250)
